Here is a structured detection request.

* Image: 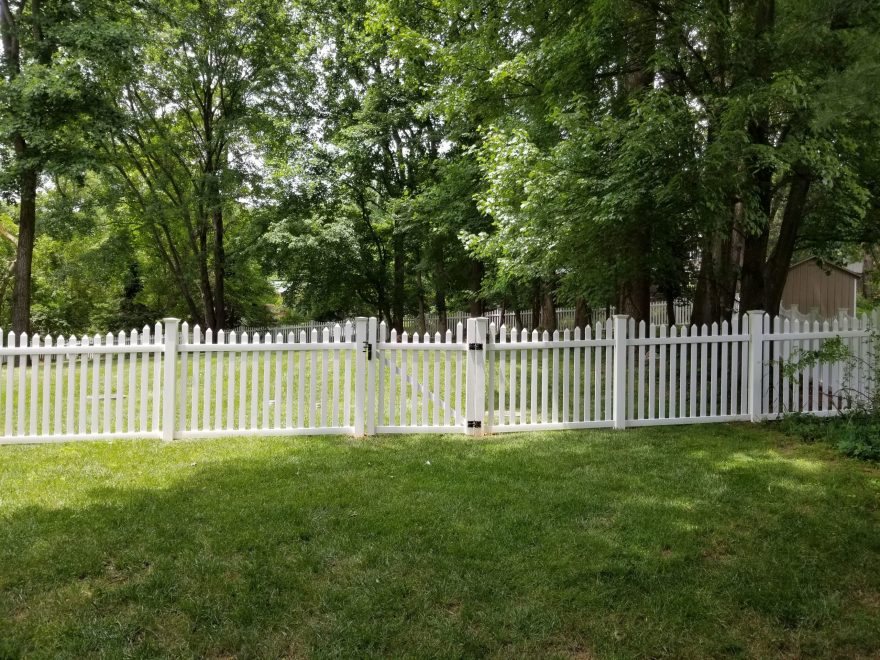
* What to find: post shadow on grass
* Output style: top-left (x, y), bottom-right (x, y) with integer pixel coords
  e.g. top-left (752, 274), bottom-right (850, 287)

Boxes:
top-left (1, 431), bottom-right (878, 657)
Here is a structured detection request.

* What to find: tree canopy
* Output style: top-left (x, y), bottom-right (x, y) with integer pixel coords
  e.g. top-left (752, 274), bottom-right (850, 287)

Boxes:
top-left (1, 0), bottom-right (879, 334)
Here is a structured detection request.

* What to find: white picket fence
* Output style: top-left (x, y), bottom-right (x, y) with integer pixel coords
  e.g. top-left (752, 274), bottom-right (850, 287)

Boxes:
top-left (0, 310), bottom-right (874, 444)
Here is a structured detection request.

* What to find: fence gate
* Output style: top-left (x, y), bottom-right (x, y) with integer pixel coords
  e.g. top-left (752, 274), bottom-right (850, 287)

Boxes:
top-left (372, 319), bottom-right (470, 434)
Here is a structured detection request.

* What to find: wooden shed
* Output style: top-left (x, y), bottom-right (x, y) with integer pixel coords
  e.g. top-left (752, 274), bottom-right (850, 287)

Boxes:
top-left (781, 257), bottom-right (859, 318)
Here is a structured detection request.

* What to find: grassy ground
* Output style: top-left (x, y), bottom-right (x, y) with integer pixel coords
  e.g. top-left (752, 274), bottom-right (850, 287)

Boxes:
top-left (1, 424), bottom-right (878, 658)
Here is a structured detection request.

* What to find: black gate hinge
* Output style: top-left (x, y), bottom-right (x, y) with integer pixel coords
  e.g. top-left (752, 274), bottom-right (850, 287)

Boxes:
top-left (468, 342), bottom-right (483, 351)
top-left (467, 420), bottom-right (482, 428)
top-left (362, 341), bottom-right (372, 360)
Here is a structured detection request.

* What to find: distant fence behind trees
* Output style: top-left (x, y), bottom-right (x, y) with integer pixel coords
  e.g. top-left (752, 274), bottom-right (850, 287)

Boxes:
top-left (235, 301), bottom-right (694, 338)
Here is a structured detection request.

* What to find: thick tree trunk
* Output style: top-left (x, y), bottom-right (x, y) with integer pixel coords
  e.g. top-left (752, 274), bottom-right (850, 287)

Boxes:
top-left (530, 280), bottom-right (541, 331)
top-left (11, 166), bottom-right (38, 336)
top-left (692, 208), bottom-right (744, 325)
top-left (574, 297), bottom-right (591, 329)
top-left (541, 286), bottom-right (557, 333)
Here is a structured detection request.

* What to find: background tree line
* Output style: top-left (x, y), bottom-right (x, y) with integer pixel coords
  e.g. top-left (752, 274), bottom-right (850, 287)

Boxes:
top-left (1, 0), bottom-right (879, 336)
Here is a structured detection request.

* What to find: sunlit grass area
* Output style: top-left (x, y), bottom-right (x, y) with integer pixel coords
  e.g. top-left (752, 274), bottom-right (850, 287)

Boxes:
top-left (1, 424), bottom-right (878, 657)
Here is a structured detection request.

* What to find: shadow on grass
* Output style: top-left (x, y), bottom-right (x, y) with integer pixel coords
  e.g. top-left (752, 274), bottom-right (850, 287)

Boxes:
top-left (1, 425), bottom-right (878, 658)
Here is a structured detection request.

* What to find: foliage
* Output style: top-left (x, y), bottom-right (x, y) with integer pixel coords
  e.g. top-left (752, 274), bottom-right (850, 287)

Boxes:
top-left (3, 0), bottom-right (880, 333)
top-left (778, 333), bottom-right (880, 460)
top-left (779, 412), bottom-right (880, 461)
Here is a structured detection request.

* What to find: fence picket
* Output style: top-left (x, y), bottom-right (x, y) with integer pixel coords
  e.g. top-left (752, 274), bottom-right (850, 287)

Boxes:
top-left (637, 321), bottom-right (646, 420)
top-left (572, 327), bottom-right (580, 422)
top-left (435, 331), bottom-right (443, 427)
top-left (320, 328), bottom-right (329, 427)
top-left (552, 330), bottom-right (560, 423)
top-left (400, 331), bottom-right (409, 425)
top-left (29, 334), bottom-right (39, 436)
top-left (594, 323), bottom-right (602, 420)
top-left (729, 318), bottom-right (739, 415)
top-left (688, 325), bottom-right (698, 418)
top-left (4, 331), bottom-right (13, 436)
top-left (497, 325), bottom-right (506, 427)
top-left (583, 326), bottom-right (592, 421)
top-left (456, 323), bottom-right (465, 423)
top-left (720, 321), bottom-right (729, 417)
top-left (332, 325), bottom-right (341, 428)
top-left (205, 329), bottom-right (215, 430)
top-left (561, 329), bottom-right (569, 423)
top-left (343, 321), bottom-right (353, 427)
top-left (668, 325), bottom-right (677, 418)
top-left (658, 325), bottom-right (666, 419)
top-left (445, 328), bottom-right (453, 426)
top-left (519, 329), bottom-right (528, 425)
top-left (152, 323), bottom-right (162, 432)
top-left (535, 330), bottom-right (543, 424)
top-left (709, 322), bottom-right (718, 417)
top-left (90, 334), bottom-right (101, 433)
top-left (410, 333), bottom-right (419, 425)
top-left (421, 333), bottom-right (429, 425)
top-left (678, 324), bottom-right (688, 417)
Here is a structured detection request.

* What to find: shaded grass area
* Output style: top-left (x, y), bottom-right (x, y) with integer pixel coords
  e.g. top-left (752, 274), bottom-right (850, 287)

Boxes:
top-left (1, 425), bottom-right (879, 658)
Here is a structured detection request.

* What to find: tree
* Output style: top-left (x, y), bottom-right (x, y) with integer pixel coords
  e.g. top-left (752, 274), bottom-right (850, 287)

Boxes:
top-left (104, 0), bottom-right (305, 329)
top-left (0, 0), bottom-right (134, 333)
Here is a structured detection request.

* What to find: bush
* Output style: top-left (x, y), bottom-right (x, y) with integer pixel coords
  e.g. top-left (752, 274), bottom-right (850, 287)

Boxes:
top-left (778, 412), bottom-right (880, 461)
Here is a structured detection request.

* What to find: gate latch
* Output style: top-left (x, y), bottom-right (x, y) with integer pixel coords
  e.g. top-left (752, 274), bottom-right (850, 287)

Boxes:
top-left (467, 420), bottom-right (482, 428)
top-left (468, 342), bottom-right (483, 351)
top-left (363, 341), bottom-right (372, 360)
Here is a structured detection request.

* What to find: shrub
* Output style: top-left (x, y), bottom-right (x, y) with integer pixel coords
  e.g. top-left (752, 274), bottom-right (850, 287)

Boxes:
top-left (777, 333), bottom-right (880, 461)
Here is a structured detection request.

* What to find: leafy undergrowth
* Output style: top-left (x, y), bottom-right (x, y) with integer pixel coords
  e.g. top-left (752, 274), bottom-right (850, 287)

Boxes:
top-left (778, 412), bottom-right (880, 461)
top-left (1, 425), bottom-right (879, 658)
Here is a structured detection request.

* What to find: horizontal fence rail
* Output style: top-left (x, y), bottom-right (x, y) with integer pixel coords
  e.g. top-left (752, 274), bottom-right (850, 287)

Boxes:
top-left (0, 310), bottom-right (875, 444)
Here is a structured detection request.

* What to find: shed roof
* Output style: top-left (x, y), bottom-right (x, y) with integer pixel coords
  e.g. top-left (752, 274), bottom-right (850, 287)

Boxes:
top-left (788, 256), bottom-right (861, 279)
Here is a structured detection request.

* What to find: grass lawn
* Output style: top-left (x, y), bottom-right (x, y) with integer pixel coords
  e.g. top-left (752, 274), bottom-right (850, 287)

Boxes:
top-left (1, 425), bottom-right (878, 658)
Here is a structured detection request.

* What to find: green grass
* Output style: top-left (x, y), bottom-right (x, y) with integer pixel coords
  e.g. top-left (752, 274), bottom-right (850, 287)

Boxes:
top-left (1, 425), bottom-right (879, 658)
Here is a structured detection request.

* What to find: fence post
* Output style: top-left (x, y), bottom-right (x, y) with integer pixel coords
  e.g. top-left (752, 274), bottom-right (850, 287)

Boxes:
top-left (465, 317), bottom-right (488, 436)
top-left (748, 310), bottom-right (765, 422)
top-left (366, 317), bottom-right (377, 436)
top-left (354, 317), bottom-right (367, 437)
top-left (612, 315), bottom-right (628, 429)
top-left (161, 317), bottom-right (180, 441)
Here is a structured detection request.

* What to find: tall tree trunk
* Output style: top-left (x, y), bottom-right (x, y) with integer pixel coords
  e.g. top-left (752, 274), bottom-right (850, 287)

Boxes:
top-left (618, 221), bottom-right (651, 322)
top-left (763, 170), bottom-right (812, 314)
top-left (615, 6), bottom-right (655, 324)
top-left (468, 259), bottom-right (483, 316)
top-left (391, 231), bottom-right (405, 330)
top-left (11, 165), bottom-right (37, 336)
top-left (541, 284), bottom-right (557, 333)
top-left (212, 207), bottom-right (225, 329)
top-left (197, 224), bottom-right (216, 330)
top-left (666, 290), bottom-right (676, 326)
top-left (433, 257), bottom-right (447, 333)
top-left (416, 262), bottom-right (426, 335)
